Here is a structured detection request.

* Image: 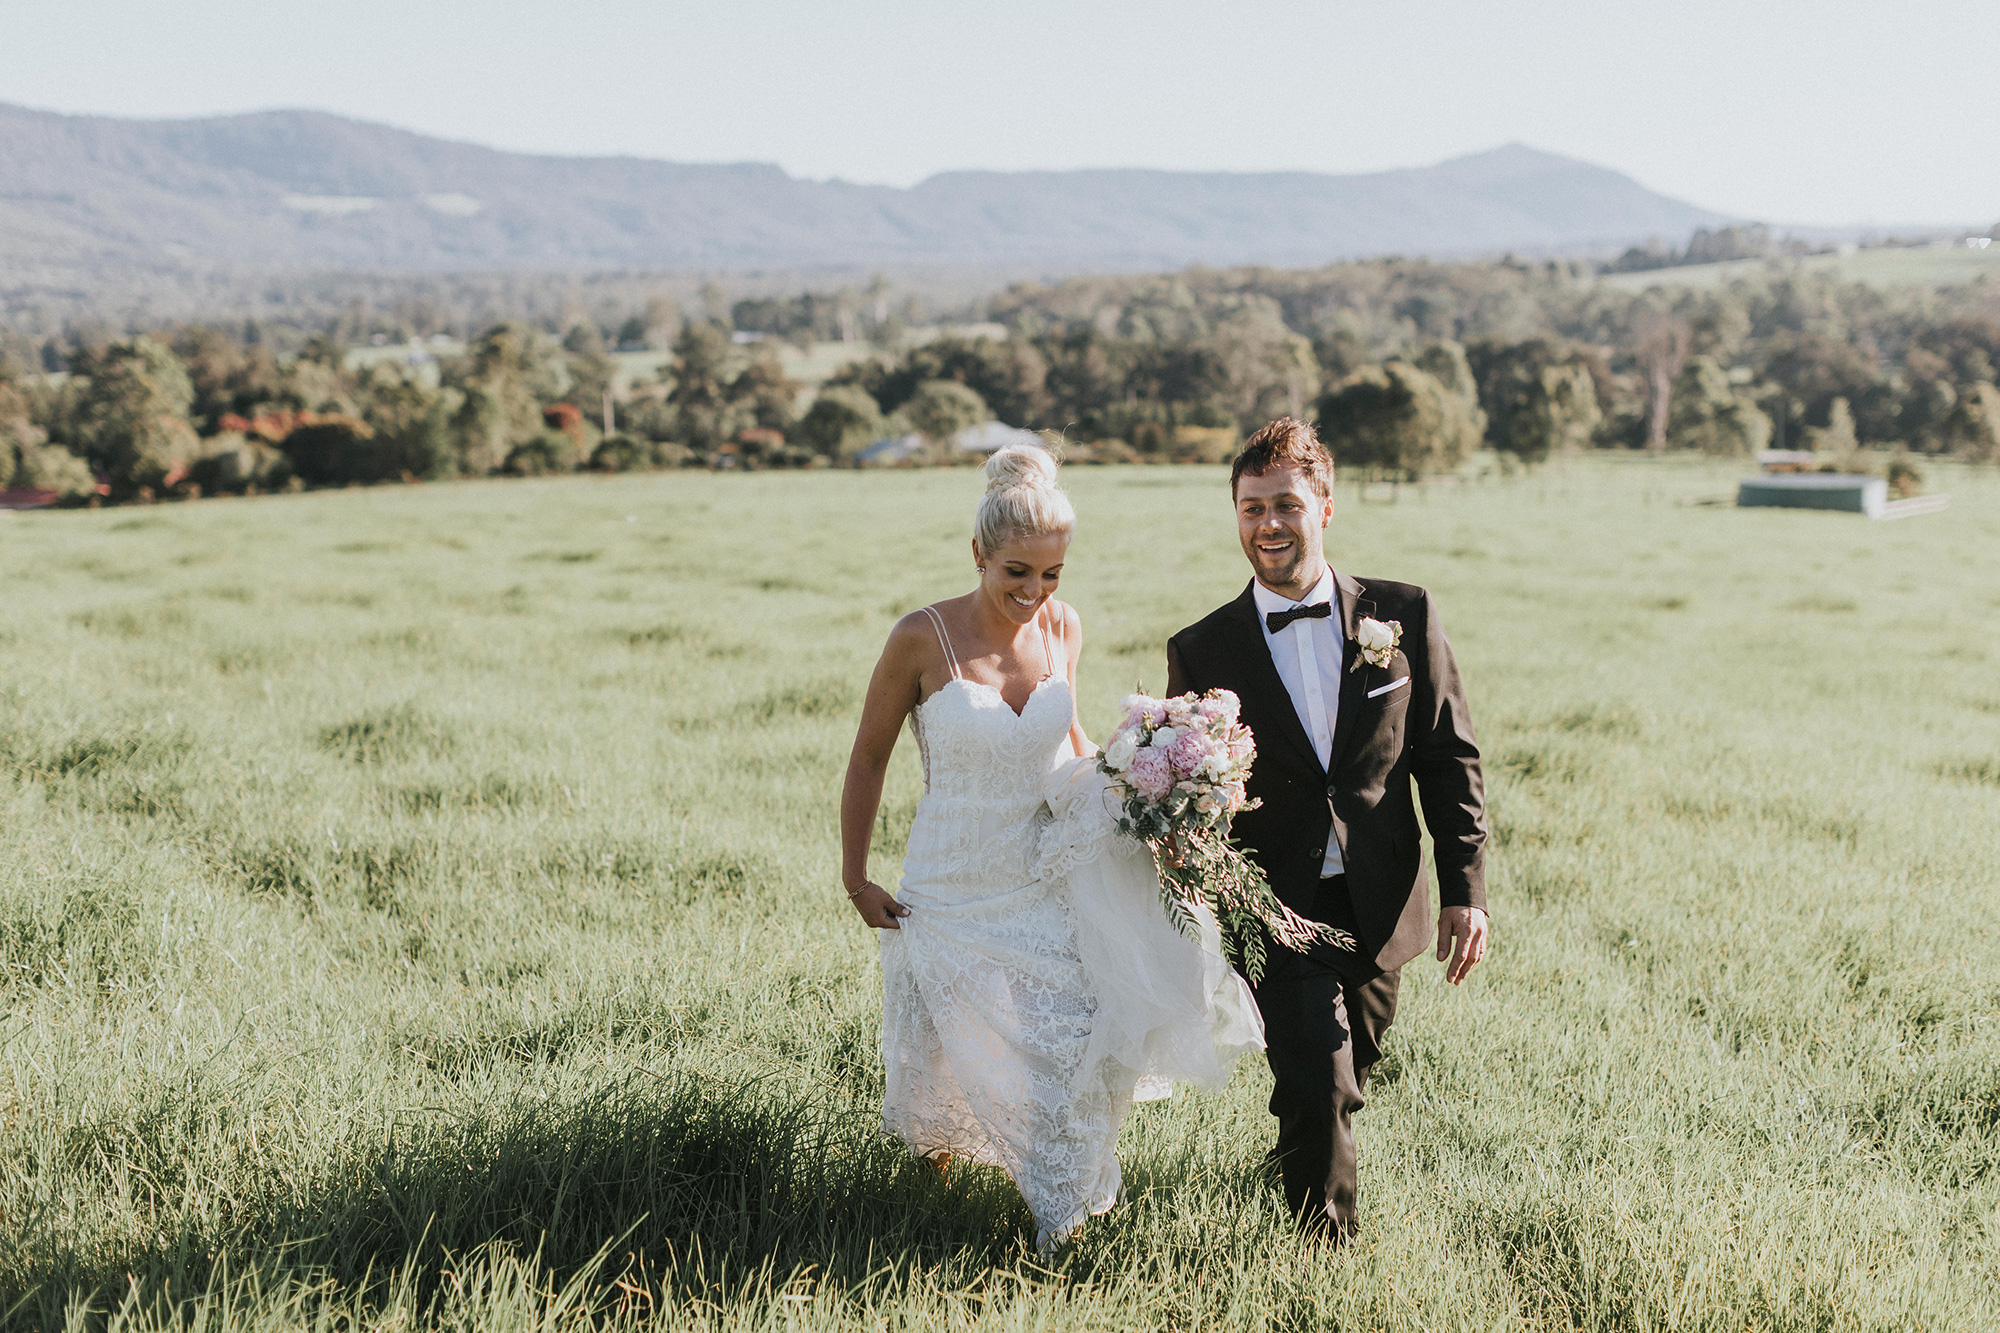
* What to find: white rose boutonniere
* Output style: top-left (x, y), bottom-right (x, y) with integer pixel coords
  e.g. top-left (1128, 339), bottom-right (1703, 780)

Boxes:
top-left (1351, 616), bottom-right (1403, 671)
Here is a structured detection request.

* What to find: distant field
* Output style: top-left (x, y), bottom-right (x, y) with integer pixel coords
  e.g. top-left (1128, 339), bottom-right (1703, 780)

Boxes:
top-left (1600, 242), bottom-right (2000, 292)
top-left (3, 458), bottom-right (1998, 1330)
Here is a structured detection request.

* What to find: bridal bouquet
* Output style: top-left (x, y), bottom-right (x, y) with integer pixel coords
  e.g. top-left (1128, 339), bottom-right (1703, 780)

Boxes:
top-left (1098, 689), bottom-right (1353, 982)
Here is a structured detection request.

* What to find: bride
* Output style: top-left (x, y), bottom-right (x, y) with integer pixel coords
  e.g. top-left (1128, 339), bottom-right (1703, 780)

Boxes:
top-left (839, 442), bottom-right (1263, 1249)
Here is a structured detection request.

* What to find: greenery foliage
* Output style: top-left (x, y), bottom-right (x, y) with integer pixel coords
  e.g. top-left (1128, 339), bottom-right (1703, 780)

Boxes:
top-left (1667, 356), bottom-right (1774, 456)
top-left (1316, 347), bottom-right (1487, 480)
top-left (3, 252), bottom-right (1997, 506)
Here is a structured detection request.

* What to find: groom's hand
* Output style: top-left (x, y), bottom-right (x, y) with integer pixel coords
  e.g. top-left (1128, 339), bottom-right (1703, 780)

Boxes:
top-left (848, 881), bottom-right (912, 930)
top-left (1436, 906), bottom-right (1488, 985)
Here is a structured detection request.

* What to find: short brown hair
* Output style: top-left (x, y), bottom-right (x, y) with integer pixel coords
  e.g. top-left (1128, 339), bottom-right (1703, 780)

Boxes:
top-left (1231, 417), bottom-right (1334, 500)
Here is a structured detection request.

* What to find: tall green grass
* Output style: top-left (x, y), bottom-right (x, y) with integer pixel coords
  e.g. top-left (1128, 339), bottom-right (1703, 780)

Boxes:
top-left (1, 458), bottom-right (1996, 1330)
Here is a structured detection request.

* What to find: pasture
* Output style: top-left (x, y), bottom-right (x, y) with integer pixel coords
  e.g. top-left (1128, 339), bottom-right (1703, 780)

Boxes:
top-left (1597, 240), bottom-right (2000, 292)
top-left (2, 458), bottom-right (1997, 1331)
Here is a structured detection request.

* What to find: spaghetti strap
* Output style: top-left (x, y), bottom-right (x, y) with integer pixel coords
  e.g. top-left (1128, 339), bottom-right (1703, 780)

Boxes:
top-left (920, 605), bottom-right (961, 680)
top-left (1039, 604), bottom-right (1064, 683)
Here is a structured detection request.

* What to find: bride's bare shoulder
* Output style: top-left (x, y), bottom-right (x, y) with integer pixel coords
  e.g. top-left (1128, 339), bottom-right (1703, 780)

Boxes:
top-left (886, 608), bottom-right (939, 651)
top-left (1049, 599), bottom-right (1083, 640)
top-left (884, 601), bottom-right (964, 664)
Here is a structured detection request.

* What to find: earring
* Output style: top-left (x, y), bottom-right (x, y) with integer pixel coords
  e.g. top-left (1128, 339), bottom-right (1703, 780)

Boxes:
top-left (975, 566), bottom-right (985, 574)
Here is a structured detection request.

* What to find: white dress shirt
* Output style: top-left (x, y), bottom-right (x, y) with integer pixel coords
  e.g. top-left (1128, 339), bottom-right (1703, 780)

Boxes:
top-left (1252, 566), bottom-right (1346, 877)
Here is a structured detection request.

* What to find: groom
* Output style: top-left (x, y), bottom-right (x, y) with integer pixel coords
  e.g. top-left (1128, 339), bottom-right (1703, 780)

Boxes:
top-left (1166, 417), bottom-right (1489, 1242)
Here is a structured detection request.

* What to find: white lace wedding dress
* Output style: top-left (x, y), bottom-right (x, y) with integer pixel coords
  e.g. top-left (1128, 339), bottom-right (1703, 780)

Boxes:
top-left (879, 607), bottom-right (1264, 1246)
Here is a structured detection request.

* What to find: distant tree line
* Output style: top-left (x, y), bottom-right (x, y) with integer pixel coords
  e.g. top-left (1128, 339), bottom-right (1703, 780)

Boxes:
top-left (4, 253), bottom-right (1996, 503)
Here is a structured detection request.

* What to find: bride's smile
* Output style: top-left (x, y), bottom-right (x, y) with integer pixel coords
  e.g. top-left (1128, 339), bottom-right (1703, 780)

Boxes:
top-left (976, 530), bottom-right (1067, 627)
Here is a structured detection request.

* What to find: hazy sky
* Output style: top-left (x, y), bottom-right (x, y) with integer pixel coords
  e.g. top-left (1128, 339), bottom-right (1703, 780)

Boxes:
top-left (6, 0), bottom-right (1995, 227)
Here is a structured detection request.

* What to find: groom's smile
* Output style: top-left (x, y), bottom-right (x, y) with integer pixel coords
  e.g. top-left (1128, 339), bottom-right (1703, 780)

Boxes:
top-left (1234, 463), bottom-right (1335, 602)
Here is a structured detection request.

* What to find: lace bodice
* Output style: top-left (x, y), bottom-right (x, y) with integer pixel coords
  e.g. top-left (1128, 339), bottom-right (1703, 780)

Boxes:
top-left (904, 675), bottom-right (1073, 899)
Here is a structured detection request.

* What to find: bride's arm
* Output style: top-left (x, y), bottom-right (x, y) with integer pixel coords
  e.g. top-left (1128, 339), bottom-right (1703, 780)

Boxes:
top-left (1058, 601), bottom-right (1093, 758)
top-left (840, 616), bottom-right (929, 929)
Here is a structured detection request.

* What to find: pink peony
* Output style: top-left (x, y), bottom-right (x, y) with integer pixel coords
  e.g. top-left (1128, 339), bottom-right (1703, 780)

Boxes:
top-left (1227, 733), bottom-right (1256, 764)
top-left (1166, 727), bottom-right (1213, 777)
top-left (1202, 690), bottom-right (1241, 725)
top-left (1122, 694), bottom-right (1167, 730)
top-left (1127, 747), bottom-right (1173, 800)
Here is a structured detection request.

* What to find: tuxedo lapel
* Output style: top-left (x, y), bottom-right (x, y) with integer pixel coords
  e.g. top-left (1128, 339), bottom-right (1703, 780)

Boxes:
top-left (1223, 582), bottom-right (1322, 777)
top-left (1325, 571), bottom-right (1375, 777)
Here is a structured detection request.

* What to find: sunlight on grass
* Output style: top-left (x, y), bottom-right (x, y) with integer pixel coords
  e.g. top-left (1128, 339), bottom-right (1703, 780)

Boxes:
top-left (1, 456), bottom-right (1997, 1330)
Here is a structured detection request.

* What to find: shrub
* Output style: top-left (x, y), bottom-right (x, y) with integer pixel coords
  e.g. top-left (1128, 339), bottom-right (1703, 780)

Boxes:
top-left (187, 432), bottom-right (293, 494)
top-left (793, 385), bottom-right (883, 461)
top-left (1938, 382), bottom-right (2000, 463)
top-left (11, 444), bottom-right (98, 501)
top-left (903, 380), bottom-right (988, 443)
top-left (588, 434), bottom-right (648, 472)
top-left (1164, 424), bottom-right (1239, 464)
top-left (1068, 437), bottom-right (1141, 464)
top-left (280, 416), bottom-right (403, 486)
top-left (1886, 455), bottom-right (1924, 497)
top-left (505, 430), bottom-right (579, 476)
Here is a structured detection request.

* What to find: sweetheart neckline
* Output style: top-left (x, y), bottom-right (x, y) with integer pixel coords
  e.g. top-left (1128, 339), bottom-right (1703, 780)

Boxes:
top-left (916, 674), bottom-right (1068, 721)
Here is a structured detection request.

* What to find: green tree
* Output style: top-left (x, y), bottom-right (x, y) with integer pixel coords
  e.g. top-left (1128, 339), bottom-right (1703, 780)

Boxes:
top-left (833, 336), bottom-right (1051, 428)
top-left (1898, 348), bottom-right (1960, 448)
top-left (11, 443), bottom-right (97, 500)
top-left (561, 322), bottom-right (617, 424)
top-left (446, 324), bottom-right (569, 474)
top-left (169, 324), bottom-right (282, 430)
top-left (1315, 358), bottom-right (1480, 480)
top-left (359, 365), bottom-right (461, 479)
top-left (187, 433), bottom-right (292, 495)
top-left (281, 418), bottom-right (387, 486)
top-left (1199, 295), bottom-right (1320, 427)
top-left (65, 336), bottom-right (200, 497)
top-left (1759, 332), bottom-right (1879, 435)
top-left (1807, 396), bottom-right (1858, 455)
top-left (904, 380), bottom-right (989, 444)
top-left (729, 355), bottom-right (797, 434)
top-left (1937, 381), bottom-right (2000, 463)
top-left (664, 322), bottom-right (751, 454)
top-left (794, 385), bottom-right (883, 461)
top-left (1666, 356), bottom-right (1772, 456)
top-left (1470, 340), bottom-right (1602, 464)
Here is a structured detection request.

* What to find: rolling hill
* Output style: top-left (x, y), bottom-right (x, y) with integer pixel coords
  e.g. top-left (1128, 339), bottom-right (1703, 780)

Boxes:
top-left (0, 102), bottom-right (1734, 279)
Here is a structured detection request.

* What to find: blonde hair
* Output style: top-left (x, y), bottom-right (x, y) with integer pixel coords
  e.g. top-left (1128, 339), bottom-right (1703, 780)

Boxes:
top-left (975, 441), bottom-right (1075, 558)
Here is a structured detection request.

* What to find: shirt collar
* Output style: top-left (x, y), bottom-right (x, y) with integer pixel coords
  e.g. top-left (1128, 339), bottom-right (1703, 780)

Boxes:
top-left (1252, 565), bottom-right (1336, 618)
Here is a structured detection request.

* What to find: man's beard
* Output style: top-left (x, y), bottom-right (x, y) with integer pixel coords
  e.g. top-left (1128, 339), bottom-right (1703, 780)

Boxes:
top-left (1262, 542), bottom-right (1310, 588)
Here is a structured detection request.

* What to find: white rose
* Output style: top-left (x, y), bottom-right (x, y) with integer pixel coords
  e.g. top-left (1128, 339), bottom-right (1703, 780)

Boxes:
top-left (1104, 731), bottom-right (1139, 771)
top-left (1356, 617), bottom-right (1395, 652)
top-left (1150, 726), bottom-right (1179, 749)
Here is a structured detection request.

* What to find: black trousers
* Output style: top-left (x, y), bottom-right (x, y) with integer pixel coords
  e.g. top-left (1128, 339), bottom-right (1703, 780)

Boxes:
top-left (1251, 874), bottom-right (1402, 1236)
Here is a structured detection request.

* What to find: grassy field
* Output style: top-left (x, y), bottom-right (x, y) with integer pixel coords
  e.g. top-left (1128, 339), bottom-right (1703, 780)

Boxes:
top-left (1597, 242), bottom-right (2000, 293)
top-left (2, 457), bottom-right (1998, 1331)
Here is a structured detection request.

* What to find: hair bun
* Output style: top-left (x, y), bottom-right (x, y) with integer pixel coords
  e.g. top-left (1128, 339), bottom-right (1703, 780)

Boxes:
top-left (983, 440), bottom-right (1061, 494)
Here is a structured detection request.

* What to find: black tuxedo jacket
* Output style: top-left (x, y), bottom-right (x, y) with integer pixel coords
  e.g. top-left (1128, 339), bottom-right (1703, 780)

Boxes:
top-left (1166, 571), bottom-right (1487, 972)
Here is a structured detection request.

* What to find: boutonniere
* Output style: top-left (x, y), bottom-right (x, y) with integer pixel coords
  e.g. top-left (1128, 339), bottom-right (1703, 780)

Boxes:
top-left (1351, 616), bottom-right (1403, 671)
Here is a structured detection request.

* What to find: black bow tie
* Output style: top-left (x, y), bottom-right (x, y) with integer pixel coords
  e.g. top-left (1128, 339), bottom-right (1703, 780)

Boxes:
top-left (1266, 602), bottom-right (1333, 633)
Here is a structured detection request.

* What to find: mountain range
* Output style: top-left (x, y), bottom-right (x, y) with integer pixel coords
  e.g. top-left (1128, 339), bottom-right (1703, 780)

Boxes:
top-left (0, 102), bottom-right (1734, 279)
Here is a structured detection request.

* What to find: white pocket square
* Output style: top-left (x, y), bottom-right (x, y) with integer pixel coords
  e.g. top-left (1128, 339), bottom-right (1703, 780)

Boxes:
top-left (1366, 676), bottom-right (1409, 699)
